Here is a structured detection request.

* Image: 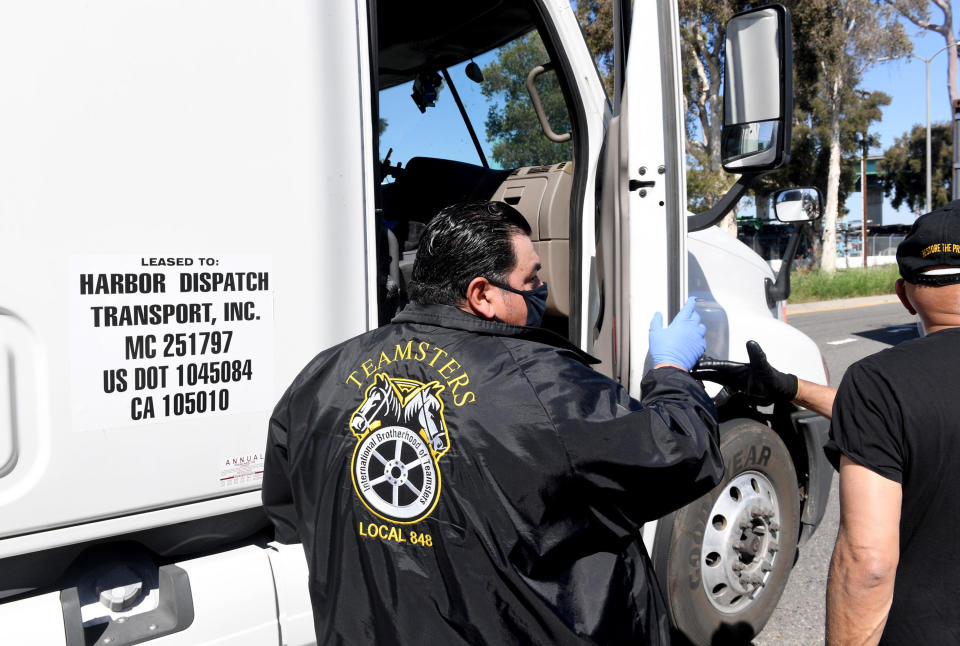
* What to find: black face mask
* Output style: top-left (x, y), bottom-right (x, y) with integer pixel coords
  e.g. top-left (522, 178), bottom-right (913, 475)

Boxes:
top-left (491, 281), bottom-right (549, 327)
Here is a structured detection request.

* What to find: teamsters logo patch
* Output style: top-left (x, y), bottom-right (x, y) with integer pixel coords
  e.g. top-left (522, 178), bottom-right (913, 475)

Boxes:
top-left (349, 373), bottom-right (450, 524)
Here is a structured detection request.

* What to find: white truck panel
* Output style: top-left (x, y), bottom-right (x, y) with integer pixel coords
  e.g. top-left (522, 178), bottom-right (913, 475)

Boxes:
top-left (267, 542), bottom-right (316, 646)
top-left (0, 590), bottom-right (67, 643)
top-left (688, 227), bottom-right (828, 385)
top-left (155, 546), bottom-right (280, 645)
top-left (2, 545), bottom-right (291, 645)
top-left (0, 0), bottom-right (372, 544)
top-left (624, 1), bottom-right (685, 396)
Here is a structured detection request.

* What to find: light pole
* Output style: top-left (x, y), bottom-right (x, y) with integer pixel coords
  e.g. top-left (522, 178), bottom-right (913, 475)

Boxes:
top-left (910, 44), bottom-right (951, 214)
top-left (855, 89), bottom-right (873, 267)
top-left (861, 132), bottom-right (868, 267)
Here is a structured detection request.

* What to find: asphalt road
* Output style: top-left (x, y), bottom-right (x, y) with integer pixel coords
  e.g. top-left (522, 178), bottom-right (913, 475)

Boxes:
top-left (753, 300), bottom-right (917, 646)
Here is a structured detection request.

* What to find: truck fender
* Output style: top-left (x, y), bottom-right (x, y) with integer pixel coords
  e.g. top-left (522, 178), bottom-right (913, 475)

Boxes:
top-left (790, 410), bottom-right (833, 542)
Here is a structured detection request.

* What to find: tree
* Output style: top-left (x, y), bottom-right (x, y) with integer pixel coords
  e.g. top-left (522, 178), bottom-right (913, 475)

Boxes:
top-left (679, 0), bottom-right (751, 235)
top-left (799, 0), bottom-right (910, 272)
top-left (879, 122), bottom-right (953, 213)
top-left (481, 1), bottom-right (617, 168)
top-left (574, 0), bottom-right (614, 97)
top-left (481, 34), bottom-right (574, 168)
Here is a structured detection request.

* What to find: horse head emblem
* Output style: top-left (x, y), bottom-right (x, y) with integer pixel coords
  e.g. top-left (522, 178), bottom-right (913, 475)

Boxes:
top-left (350, 373), bottom-right (401, 438)
top-left (349, 373), bottom-right (450, 458)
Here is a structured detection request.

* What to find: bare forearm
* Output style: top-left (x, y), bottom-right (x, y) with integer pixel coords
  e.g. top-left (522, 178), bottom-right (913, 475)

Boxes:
top-left (795, 379), bottom-right (837, 419)
top-left (825, 537), bottom-right (896, 645)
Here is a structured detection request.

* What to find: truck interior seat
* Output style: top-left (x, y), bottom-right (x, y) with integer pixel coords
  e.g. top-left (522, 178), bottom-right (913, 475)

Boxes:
top-left (388, 158), bottom-right (573, 325)
top-left (384, 157), bottom-right (513, 229)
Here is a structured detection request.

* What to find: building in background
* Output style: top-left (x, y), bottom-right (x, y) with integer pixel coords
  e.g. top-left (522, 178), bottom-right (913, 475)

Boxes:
top-left (854, 154), bottom-right (885, 225)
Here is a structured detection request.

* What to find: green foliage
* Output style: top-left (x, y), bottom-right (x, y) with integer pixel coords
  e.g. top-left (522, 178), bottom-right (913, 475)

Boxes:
top-left (575, 0), bottom-right (614, 97)
top-left (687, 166), bottom-right (735, 212)
top-left (788, 264), bottom-right (900, 303)
top-left (879, 121), bottom-right (952, 214)
top-left (481, 1), bottom-right (617, 168)
top-left (481, 33), bottom-right (573, 168)
top-left (756, 90), bottom-right (892, 212)
top-left (679, 0), bottom-right (749, 212)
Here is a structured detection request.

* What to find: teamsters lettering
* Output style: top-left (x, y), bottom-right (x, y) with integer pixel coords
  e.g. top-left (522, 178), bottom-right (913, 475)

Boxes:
top-left (344, 340), bottom-right (476, 407)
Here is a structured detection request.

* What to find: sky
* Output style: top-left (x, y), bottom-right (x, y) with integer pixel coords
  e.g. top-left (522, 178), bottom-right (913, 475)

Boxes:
top-left (377, 10), bottom-right (956, 227)
top-left (845, 20), bottom-right (957, 225)
top-left (378, 51), bottom-right (500, 173)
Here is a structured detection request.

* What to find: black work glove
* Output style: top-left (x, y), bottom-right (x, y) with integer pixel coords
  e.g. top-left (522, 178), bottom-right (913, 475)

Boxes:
top-left (691, 340), bottom-right (799, 406)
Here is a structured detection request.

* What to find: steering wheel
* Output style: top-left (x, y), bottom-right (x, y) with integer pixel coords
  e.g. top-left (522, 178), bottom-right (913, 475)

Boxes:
top-left (379, 148), bottom-right (404, 183)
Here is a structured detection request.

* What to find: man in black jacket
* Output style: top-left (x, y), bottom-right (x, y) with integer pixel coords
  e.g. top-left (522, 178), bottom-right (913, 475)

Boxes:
top-left (263, 201), bottom-right (723, 645)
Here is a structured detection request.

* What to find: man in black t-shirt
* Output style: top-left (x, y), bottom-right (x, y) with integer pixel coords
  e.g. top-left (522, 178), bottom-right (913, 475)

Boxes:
top-left (823, 203), bottom-right (960, 645)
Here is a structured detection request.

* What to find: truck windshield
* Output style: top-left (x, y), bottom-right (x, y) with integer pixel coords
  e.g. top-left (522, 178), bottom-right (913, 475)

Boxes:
top-left (379, 55), bottom-right (496, 173)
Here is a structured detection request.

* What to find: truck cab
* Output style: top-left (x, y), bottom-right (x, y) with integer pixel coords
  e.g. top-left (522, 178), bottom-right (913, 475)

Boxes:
top-left (0, 1), bottom-right (830, 644)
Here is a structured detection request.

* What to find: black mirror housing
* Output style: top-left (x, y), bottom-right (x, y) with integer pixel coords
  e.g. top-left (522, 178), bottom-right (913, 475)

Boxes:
top-left (721, 4), bottom-right (793, 173)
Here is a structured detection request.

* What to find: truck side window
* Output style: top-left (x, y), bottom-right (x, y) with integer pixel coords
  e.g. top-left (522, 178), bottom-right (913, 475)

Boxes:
top-left (373, 4), bottom-right (578, 336)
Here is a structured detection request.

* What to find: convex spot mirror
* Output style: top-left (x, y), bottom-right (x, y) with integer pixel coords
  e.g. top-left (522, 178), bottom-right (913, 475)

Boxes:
top-left (774, 187), bottom-right (823, 223)
top-left (721, 4), bottom-right (793, 172)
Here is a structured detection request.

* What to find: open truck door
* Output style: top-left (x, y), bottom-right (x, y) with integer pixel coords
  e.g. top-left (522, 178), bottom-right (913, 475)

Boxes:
top-left (602, 4), bottom-right (808, 643)
top-left (589, 1), bottom-right (688, 388)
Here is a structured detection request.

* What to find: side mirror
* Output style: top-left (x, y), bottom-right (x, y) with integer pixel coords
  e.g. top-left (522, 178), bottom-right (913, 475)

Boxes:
top-left (774, 187), bottom-right (823, 223)
top-left (721, 4), bottom-right (793, 172)
top-left (764, 185), bottom-right (820, 308)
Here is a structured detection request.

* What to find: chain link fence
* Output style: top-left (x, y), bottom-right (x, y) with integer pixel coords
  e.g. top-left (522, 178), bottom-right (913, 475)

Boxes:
top-left (738, 220), bottom-right (908, 264)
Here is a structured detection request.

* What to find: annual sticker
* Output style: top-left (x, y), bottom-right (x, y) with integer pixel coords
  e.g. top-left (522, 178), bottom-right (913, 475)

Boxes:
top-left (219, 451), bottom-right (265, 488)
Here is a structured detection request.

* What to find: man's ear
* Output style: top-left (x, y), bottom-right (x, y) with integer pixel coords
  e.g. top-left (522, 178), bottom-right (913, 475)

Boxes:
top-left (465, 276), bottom-right (497, 320)
top-left (895, 278), bottom-right (917, 315)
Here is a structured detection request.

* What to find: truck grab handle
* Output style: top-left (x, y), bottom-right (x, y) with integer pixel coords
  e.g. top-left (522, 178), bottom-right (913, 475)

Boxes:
top-left (526, 64), bottom-right (572, 144)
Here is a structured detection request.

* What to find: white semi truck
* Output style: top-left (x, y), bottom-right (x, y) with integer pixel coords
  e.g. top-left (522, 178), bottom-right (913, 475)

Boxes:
top-left (0, 1), bottom-right (832, 644)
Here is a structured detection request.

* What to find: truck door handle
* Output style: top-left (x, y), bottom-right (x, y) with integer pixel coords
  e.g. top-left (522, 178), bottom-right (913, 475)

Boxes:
top-left (629, 179), bottom-right (656, 191)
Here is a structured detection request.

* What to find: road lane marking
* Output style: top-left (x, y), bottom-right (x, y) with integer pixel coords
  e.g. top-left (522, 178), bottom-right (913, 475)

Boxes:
top-left (827, 338), bottom-right (858, 345)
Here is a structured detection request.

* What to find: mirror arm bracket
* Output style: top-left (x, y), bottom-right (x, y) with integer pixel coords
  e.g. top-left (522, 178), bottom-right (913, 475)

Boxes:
top-left (687, 171), bottom-right (770, 232)
top-left (765, 223), bottom-right (806, 308)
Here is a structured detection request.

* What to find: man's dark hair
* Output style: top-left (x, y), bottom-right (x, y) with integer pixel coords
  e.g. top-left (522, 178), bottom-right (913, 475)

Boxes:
top-left (408, 201), bottom-right (532, 306)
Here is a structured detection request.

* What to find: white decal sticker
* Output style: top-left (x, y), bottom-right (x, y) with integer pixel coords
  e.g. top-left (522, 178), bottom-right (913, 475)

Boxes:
top-left (69, 255), bottom-right (274, 431)
top-left (219, 451), bottom-right (265, 488)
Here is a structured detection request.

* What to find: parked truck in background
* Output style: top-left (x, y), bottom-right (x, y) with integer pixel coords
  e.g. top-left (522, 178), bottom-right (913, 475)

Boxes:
top-left (0, 1), bottom-right (832, 644)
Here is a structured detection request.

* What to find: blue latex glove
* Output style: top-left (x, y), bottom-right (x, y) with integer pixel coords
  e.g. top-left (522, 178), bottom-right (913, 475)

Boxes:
top-left (649, 297), bottom-right (706, 371)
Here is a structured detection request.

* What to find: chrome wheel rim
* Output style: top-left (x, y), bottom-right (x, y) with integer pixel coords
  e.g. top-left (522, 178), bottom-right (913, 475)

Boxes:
top-left (700, 470), bottom-right (782, 613)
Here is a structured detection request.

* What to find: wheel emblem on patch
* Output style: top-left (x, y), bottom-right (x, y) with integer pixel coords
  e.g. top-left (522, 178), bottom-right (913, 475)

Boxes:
top-left (349, 373), bottom-right (450, 524)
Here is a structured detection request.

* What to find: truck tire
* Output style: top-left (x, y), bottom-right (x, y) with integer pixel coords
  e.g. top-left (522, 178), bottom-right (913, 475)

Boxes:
top-left (660, 419), bottom-right (800, 645)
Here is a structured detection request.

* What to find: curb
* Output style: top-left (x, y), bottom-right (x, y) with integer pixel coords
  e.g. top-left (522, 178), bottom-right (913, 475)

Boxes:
top-left (787, 294), bottom-right (899, 315)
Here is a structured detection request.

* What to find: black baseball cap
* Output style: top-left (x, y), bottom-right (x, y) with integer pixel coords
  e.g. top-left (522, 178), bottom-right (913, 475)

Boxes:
top-left (897, 200), bottom-right (960, 286)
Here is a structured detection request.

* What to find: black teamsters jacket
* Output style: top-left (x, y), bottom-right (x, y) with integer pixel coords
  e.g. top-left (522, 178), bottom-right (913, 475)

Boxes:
top-left (263, 303), bottom-right (723, 645)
